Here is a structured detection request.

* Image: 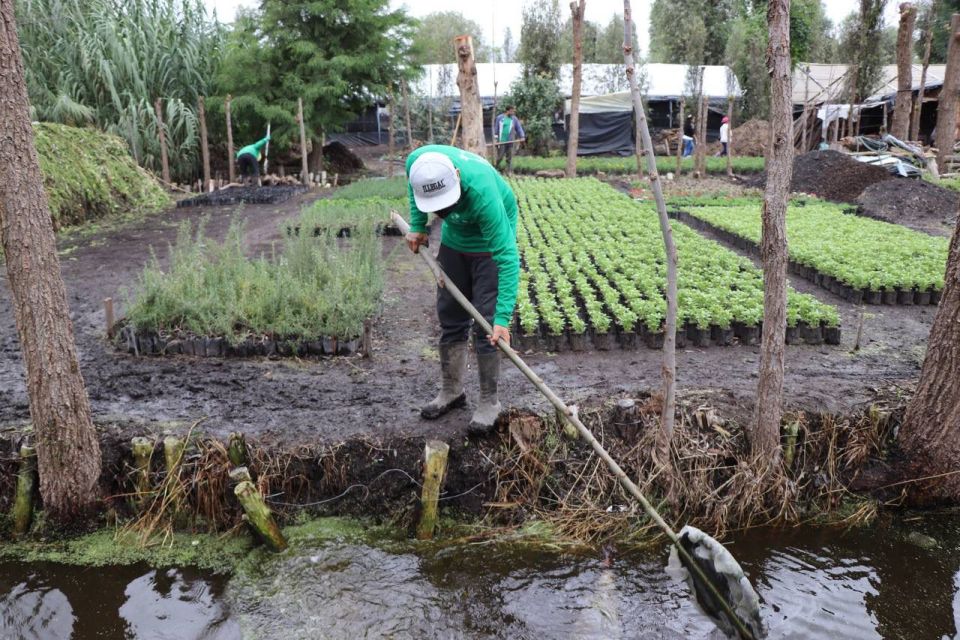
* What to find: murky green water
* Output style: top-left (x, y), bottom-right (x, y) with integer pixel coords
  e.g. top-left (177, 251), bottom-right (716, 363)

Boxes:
top-left (2, 514), bottom-right (958, 639)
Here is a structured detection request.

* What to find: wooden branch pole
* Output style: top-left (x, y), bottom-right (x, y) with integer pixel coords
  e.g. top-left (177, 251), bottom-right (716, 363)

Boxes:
top-left (936, 14), bottom-right (960, 171)
top-left (912, 2), bottom-right (937, 142)
top-left (11, 444), bottom-right (37, 537)
top-left (163, 435), bottom-right (184, 517)
top-left (131, 436), bottom-right (153, 510)
top-left (154, 99), bottom-right (170, 184)
top-left (235, 480), bottom-right (288, 551)
top-left (697, 94), bottom-right (708, 178)
top-left (390, 210), bottom-right (754, 640)
top-left (566, 0), bottom-right (586, 178)
top-left (228, 432), bottom-right (248, 467)
top-left (387, 89), bottom-right (396, 178)
top-left (225, 94), bottom-right (236, 183)
top-left (401, 80), bottom-right (414, 151)
top-left (198, 96), bottom-right (211, 192)
top-left (622, 0), bottom-right (677, 456)
top-left (454, 35), bottom-right (486, 155)
top-left (297, 97), bottom-right (309, 186)
top-left (449, 112), bottom-right (462, 146)
top-left (416, 440), bottom-right (449, 540)
top-left (726, 95), bottom-right (734, 177)
top-left (676, 97), bottom-right (685, 174)
top-left (104, 297), bottom-right (114, 338)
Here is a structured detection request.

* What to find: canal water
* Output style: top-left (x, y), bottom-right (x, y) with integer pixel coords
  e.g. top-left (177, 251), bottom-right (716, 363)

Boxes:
top-left (1, 513), bottom-right (958, 639)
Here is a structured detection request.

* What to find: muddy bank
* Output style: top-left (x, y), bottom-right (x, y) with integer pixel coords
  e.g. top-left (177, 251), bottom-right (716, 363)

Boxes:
top-left (857, 177), bottom-right (959, 237)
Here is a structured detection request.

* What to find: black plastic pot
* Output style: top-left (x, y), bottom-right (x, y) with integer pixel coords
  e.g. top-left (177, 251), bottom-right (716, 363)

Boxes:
top-left (931, 289), bottom-right (943, 305)
top-left (619, 331), bottom-right (639, 350)
top-left (864, 289), bottom-right (883, 305)
top-left (675, 327), bottom-right (688, 349)
top-left (645, 330), bottom-right (665, 349)
top-left (339, 338), bottom-right (360, 356)
top-left (543, 333), bottom-right (564, 352)
top-left (842, 285), bottom-right (863, 305)
top-left (592, 331), bottom-right (612, 351)
top-left (690, 326), bottom-right (711, 348)
top-left (882, 289), bottom-right (897, 305)
top-left (896, 288), bottom-right (914, 305)
top-left (710, 325), bottom-right (734, 346)
top-left (733, 322), bottom-right (758, 346)
top-left (915, 289), bottom-right (932, 306)
top-left (801, 324), bottom-right (824, 345)
top-left (569, 332), bottom-right (588, 352)
top-left (785, 325), bottom-right (801, 345)
top-left (823, 325), bottom-right (842, 345)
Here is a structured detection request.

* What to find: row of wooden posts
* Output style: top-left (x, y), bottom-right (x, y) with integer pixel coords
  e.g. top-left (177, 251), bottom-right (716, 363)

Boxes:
top-left (9, 434), bottom-right (453, 547)
top-left (154, 94), bottom-right (315, 191)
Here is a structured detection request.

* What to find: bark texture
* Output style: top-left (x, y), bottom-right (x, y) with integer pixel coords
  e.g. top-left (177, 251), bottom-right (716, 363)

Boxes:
top-left (752, 0), bottom-right (793, 460)
top-left (566, 0), bottom-right (586, 178)
top-left (0, 0), bottom-right (102, 522)
top-left (912, 1), bottom-right (937, 142)
top-left (726, 95), bottom-right (734, 177)
top-left (696, 93), bottom-right (707, 178)
top-left (892, 3), bottom-right (918, 140)
top-left (936, 14), bottom-right (960, 170)
top-left (154, 98), bottom-right (171, 184)
top-left (401, 80), bottom-right (414, 152)
top-left (900, 213), bottom-right (960, 504)
top-left (675, 98), bottom-right (685, 174)
top-left (623, 0), bottom-right (677, 462)
top-left (297, 97), bottom-right (309, 185)
top-left (454, 35), bottom-right (486, 156)
top-left (198, 95), bottom-right (210, 189)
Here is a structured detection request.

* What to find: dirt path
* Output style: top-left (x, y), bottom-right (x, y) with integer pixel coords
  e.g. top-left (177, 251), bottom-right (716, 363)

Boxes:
top-left (0, 187), bottom-right (933, 448)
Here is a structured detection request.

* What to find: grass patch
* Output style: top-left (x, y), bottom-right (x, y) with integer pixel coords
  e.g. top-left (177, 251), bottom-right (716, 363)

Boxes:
top-left (125, 218), bottom-right (384, 342)
top-left (297, 196), bottom-right (406, 234)
top-left (332, 176), bottom-right (407, 200)
top-left (511, 155), bottom-right (765, 176)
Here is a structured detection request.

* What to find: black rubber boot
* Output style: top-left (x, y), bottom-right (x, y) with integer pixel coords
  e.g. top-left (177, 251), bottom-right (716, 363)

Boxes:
top-left (421, 342), bottom-right (468, 420)
top-left (467, 351), bottom-right (502, 436)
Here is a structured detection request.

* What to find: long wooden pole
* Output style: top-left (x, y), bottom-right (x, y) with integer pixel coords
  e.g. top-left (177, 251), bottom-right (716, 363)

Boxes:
top-left (623, 0), bottom-right (677, 460)
top-left (912, 1), bottom-right (937, 142)
top-left (402, 80), bottom-right (414, 151)
top-left (225, 94), bottom-right (236, 183)
top-left (566, 0), bottom-right (586, 178)
top-left (936, 13), bottom-right (960, 171)
top-left (726, 95), bottom-right (734, 177)
top-left (297, 97), bottom-right (309, 186)
top-left (198, 95), bottom-right (211, 191)
top-left (154, 98), bottom-right (170, 184)
top-left (390, 212), bottom-right (754, 640)
top-left (676, 97), bottom-right (685, 174)
top-left (388, 88), bottom-right (396, 178)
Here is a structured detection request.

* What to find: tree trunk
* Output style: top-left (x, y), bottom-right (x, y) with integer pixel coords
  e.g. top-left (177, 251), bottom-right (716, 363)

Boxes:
top-left (566, 0), bottom-right (586, 178)
top-left (454, 35), bottom-right (486, 156)
top-left (726, 95), bottom-right (734, 177)
top-left (310, 132), bottom-right (324, 177)
top-left (912, 1), bottom-right (937, 142)
top-left (297, 97), bottom-right (309, 186)
top-left (892, 3), bottom-right (918, 140)
top-left (937, 14), bottom-right (960, 170)
top-left (387, 88), bottom-right (396, 178)
top-left (900, 212), bottom-right (960, 504)
top-left (225, 94), bottom-right (236, 183)
top-left (752, 0), bottom-right (794, 461)
top-left (676, 98), bottom-right (685, 175)
top-left (696, 92), bottom-right (707, 179)
top-left (623, 0), bottom-right (677, 464)
top-left (198, 95), bottom-right (211, 191)
top-left (402, 80), bottom-right (414, 151)
top-left (0, 0), bottom-right (102, 523)
top-left (801, 66), bottom-right (811, 151)
top-left (154, 98), bottom-right (171, 184)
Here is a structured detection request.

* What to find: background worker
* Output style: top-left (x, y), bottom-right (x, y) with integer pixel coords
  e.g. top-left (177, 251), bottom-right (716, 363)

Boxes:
top-left (493, 105), bottom-right (525, 174)
top-left (404, 144), bottom-right (519, 436)
top-left (717, 116), bottom-right (730, 157)
top-left (682, 114), bottom-right (695, 157)
top-left (236, 132), bottom-right (270, 186)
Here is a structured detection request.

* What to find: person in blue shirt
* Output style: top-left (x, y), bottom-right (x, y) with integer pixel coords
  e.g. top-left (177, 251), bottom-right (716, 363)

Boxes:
top-left (493, 106), bottom-right (525, 174)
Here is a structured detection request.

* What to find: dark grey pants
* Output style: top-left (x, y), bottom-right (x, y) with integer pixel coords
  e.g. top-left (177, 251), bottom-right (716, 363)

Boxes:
top-left (437, 244), bottom-right (499, 354)
top-left (495, 142), bottom-right (514, 173)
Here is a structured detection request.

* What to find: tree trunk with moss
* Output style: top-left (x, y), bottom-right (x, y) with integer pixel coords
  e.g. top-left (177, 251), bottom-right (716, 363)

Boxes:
top-left (899, 214), bottom-right (960, 504)
top-left (891, 3), bottom-right (917, 140)
top-left (0, 0), bottom-right (102, 523)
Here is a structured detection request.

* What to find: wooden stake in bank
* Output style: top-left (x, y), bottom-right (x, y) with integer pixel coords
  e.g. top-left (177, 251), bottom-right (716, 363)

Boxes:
top-left (416, 440), bottom-right (449, 540)
top-left (391, 210), bottom-right (760, 639)
top-left (234, 474), bottom-right (288, 552)
top-left (131, 436), bottom-right (154, 510)
top-left (227, 432), bottom-right (249, 467)
top-left (11, 444), bottom-right (37, 537)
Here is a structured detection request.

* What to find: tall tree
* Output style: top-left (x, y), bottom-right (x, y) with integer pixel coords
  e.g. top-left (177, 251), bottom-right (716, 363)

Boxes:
top-left (912, 0), bottom-right (939, 141)
top-left (899, 207), bottom-right (960, 504)
top-left (936, 13), bottom-right (960, 170)
top-left (567, 0), bottom-right (586, 178)
top-left (752, 0), bottom-right (794, 461)
top-left (518, 0), bottom-right (564, 79)
top-left (596, 13), bottom-right (636, 63)
top-left (843, 0), bottom-right (889, 109)
top-left (0, 0), bottom-right (102, 523)
top-left (559, 16), bottom-right (600, 62)
top-left (891, 3), bottom-right (918, 139)
top-left (649, 0), bottom-right (736, 65)
top-left (502, 27), bottom-right (517, 62)
top-left (917, 0), bottom-right (958, 63)
top-left (217, 0), bottom-right (417, 174)
top-left (411, 11), bottom-right (488, 64)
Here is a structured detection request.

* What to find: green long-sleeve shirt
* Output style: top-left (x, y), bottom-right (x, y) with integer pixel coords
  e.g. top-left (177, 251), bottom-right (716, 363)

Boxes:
top-left (406, 145), bottom-right (519, 328)
top-left (236, 136), bottom-right (270, 160)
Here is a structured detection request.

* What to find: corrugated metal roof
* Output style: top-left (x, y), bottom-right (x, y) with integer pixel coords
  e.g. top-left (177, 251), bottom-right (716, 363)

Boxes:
top-left (792, 63), bottom-right (948, 105)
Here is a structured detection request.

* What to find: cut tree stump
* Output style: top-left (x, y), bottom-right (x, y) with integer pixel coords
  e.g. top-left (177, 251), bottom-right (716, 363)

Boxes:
top-left (235, 480), bottom-right (288, 551)
top-left (416, 440), bottom-right (450, 540)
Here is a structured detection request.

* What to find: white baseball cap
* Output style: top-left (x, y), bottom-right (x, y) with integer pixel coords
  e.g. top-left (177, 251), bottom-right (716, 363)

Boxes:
top-left (409, 152), bottom-right (461, 212)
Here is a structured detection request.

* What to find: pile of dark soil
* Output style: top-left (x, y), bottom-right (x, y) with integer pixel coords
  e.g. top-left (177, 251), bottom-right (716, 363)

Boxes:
top-left (709, 119), bottom-right (769, 157)
top-left (323, 141), bottom-right (365, 175)
top-left (857, 177), bottom-right (959, 236)
top-left (790, 150), bottom-right (893, 202)
top-left (176, 185), bottom-right (307, 208)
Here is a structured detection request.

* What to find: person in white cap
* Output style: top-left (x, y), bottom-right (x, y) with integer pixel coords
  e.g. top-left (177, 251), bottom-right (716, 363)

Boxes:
top-left (404, 144), bottom-right (519, 436)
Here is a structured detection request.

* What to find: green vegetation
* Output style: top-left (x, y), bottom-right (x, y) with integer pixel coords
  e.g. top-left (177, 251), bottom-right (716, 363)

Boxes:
top-left (332, 177), bottom-right (408, 200)
top-left (296, 177), bottom-right (409, 234)
top-left (18, 0), bottom-right (222, 183)
top-left (685, 199), bottom-right (950, 293)
top-left (34, 123), bottom-right (170, 229)
top-left (126, 219), bottom-right (384, 342)
top-left (510, 155), bottom-right (765, 176)
top-left (512, 178), bottom-right (838, 338)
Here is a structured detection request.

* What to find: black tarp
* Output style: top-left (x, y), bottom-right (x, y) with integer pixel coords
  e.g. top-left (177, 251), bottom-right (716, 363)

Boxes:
top-left (574, 111), bottom-right (635, 156)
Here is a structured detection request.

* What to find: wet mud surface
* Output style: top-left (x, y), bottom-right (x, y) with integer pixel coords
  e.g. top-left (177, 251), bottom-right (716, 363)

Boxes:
top-left (0, 187), bottom-right (934, 448)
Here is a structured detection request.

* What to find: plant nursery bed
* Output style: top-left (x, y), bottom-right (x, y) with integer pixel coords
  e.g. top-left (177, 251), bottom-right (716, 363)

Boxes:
top-left (114, 324), bottom-right (366, 358)
top-left (671, 199), bottom-right (949, 305)
top-left (510, 178), bottom-right (841, 351)
top-left (177, 185), bottom-right (308, 208)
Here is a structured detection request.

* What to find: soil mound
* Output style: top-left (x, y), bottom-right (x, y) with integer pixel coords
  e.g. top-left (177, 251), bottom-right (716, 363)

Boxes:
top-left (790, 150), bottom-right (892, 202)
top-left (323, 141), bottom-right (365, 175)
top-left (857, 178), bottom-right (959, 236)
top-left (710, 119), bottom-right (769, 157)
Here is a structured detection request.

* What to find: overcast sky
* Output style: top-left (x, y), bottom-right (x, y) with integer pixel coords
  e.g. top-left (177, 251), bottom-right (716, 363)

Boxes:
top-left (208, 0), bottom-right (903, 58)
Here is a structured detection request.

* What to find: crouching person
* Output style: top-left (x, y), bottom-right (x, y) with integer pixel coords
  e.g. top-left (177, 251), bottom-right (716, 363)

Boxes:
top-left (404, 145), bottom-right (519, 436)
